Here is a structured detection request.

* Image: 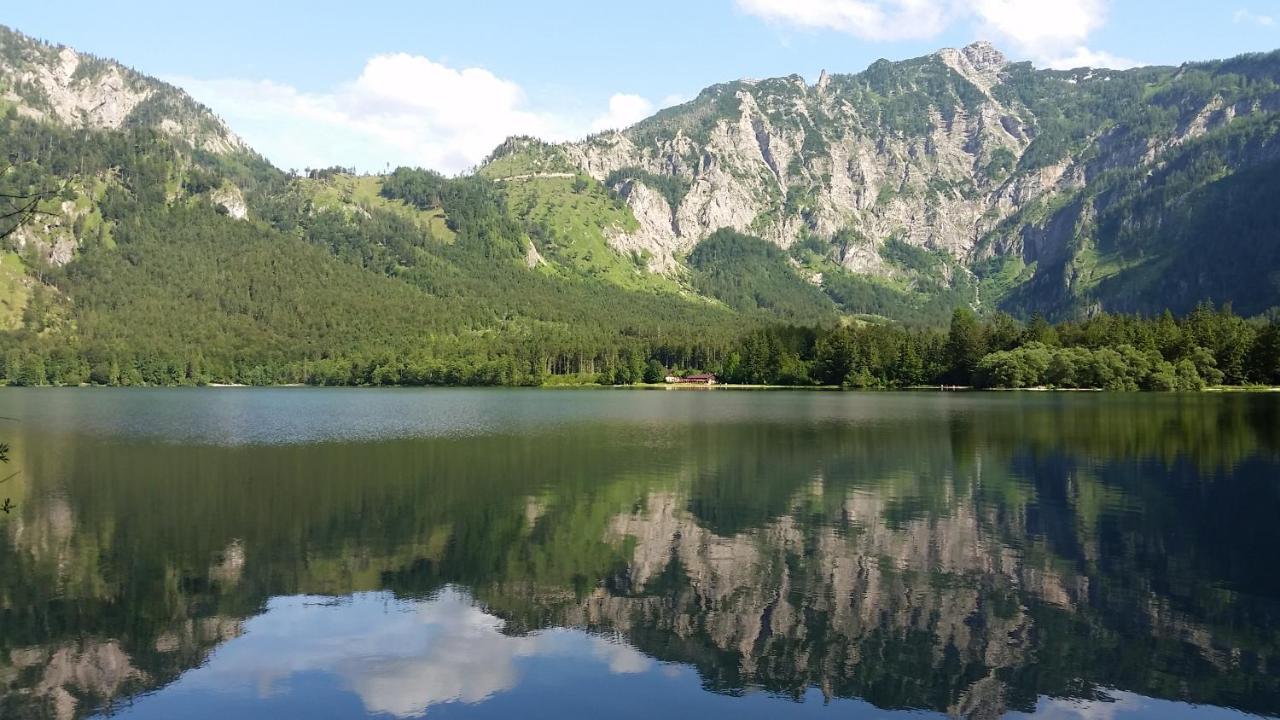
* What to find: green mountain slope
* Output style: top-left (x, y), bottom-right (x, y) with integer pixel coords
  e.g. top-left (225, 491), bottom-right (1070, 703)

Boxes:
top-left (2, 23), bottom-right (1280, 387)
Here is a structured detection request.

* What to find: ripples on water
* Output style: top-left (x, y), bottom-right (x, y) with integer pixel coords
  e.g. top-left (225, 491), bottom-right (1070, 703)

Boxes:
top-left (1, 388), bottom-right (1277, 719)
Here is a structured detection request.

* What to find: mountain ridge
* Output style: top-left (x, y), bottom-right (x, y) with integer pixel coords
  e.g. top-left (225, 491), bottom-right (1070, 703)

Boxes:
top-left (486, 41), bottom-right (1280, 317)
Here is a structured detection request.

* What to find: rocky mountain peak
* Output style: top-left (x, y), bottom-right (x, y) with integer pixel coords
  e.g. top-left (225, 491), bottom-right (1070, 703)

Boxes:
top-left (932, 40), bottom-right (1008, 93)
top-left (962, 41), bottom-right (1007, 71)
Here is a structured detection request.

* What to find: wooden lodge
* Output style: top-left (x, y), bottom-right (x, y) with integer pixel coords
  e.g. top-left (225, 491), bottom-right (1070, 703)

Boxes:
top-left (665, 373), bottom-right (718, 385)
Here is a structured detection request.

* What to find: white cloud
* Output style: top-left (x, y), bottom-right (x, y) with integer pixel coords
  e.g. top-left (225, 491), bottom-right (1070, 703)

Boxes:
top-left (1043, 46), bottom-right (1138, 71)
top-left (171, 55), bottom-right (657, 174)
top-left (590, 93), bottom-right (655, 132)
top-left (971, 0), bottom-right (1136, 69)
top-left (971, 0), bottom-right (1106, 53)
top-left (1017, 690), bottom-right (1148, 719)
top-left (736, 0), bottom-right (951, 41)
top-left (1234, 9), bottom-right (1276, 26)
top-left (737, 0), bottom-right (1136, 69)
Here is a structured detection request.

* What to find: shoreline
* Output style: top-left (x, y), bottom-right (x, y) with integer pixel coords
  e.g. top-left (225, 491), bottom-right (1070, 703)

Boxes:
top-left (4, 384), bottom-right (1280, 393)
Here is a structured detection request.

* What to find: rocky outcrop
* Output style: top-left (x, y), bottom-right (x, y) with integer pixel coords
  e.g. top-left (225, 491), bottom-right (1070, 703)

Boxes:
top-left (210, 184), bottom-right (248, 220)
top-left (5, 47), bottom-right (149, 129)
top-left (8, 196), bottom-right (95, 268)
top-left (0, 25), bottom-right (246, 155)
top-left (492, 41), bottom-right (1273, 301)
top-left (523, 239), bottom-right (546, 268)
top-left (605, 180), bottom-right (687, 272)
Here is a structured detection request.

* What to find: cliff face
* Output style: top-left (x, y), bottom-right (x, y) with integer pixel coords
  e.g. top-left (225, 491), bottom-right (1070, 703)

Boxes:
top-left (565, 44), bottom-right (1031, 273)
top-left (491, 42), bottom-right (1280, 316)
top-left (0, 26), bottom-right (245, 155)
top-left (6, 21), bottom-right (1280, 322)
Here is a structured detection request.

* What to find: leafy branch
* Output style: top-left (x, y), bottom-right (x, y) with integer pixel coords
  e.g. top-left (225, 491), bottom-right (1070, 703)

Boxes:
top-left (0, 441), bottom-right (12, 515)
top-left (0, 161), bottom-right (43, 515)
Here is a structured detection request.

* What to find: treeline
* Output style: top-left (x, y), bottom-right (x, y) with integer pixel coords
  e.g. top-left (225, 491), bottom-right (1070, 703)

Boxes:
top-left (7, 294), bottom-right (1269, 389)
top-left (631, 304), bottom-right (1280, 390)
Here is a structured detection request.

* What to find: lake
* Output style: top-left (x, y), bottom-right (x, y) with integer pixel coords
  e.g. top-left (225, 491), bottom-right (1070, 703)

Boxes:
top-left (1, 388), bottom-right (1278, 719)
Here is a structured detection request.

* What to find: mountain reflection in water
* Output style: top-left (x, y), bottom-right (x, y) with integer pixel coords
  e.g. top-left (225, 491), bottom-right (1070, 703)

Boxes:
top-left (0, 389), bottom-right (1277, 719)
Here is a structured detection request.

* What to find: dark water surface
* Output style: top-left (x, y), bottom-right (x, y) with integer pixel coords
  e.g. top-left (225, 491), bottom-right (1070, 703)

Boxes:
top-left (1, 388), bottom-right (1278, 719)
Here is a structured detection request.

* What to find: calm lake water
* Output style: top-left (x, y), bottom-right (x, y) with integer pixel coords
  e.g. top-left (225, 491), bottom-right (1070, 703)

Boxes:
top-left (1, 388), bottom-right (1279, 720)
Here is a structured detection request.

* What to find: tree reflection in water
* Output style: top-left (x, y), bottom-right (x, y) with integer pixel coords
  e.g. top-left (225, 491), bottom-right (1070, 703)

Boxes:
top-left (1, 391), bottom-right (1277, 719)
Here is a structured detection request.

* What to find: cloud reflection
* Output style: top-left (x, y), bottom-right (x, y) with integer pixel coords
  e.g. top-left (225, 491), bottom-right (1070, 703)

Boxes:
top-left (182, 588), bottom-right (650, 717)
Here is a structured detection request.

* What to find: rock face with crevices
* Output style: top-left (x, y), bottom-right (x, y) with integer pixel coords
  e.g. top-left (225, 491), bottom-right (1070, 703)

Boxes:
top-left (0, 25), bottom-right (245, 155)
top-left (510, 43), bottom-right (1036, 271)
top-left (4, 22), bottom-right (1280, 318)
top-left (489, 41), bottom-right (1280, 316)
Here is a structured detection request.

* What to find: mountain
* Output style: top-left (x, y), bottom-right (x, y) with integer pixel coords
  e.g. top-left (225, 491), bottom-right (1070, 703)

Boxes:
top-left (0, 25), bottom-right (747, 386)
top-left (486, 42), bottom-right (1280, 318)
top-left (1, 24), bottom-right (1279, 387)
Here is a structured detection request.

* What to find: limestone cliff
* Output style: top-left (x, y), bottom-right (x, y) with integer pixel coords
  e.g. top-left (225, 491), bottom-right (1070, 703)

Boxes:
top-left (0, 25), bottom-right (245, 154)
top-left (488, 42), bottom-right (1280, 315)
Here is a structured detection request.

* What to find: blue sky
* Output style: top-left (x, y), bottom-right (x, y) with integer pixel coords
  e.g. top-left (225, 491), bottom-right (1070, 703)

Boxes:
top-left (6, 1), bottom-right (1280, 173)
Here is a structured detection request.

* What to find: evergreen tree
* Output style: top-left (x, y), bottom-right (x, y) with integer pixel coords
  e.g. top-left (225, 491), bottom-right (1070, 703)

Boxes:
top-left (944, 308), bottom-right (986, 386)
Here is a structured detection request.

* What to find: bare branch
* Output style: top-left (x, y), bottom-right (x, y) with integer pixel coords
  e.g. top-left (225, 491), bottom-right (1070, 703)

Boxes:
top-left (0, 162), bottom-right (59, 241)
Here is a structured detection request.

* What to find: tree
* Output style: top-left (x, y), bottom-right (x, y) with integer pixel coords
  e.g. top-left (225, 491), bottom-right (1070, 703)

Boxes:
top-left (814, 331), bottom-right (854, 386)
top-left (944, 307), bottom-right (986, 386)
top-left (1024, 312), bottom-right (1060, 346)
top-left (0, 160), bottom-right (41, 509)
top-left (896, 338), bottom-right (926, 387)
top-left (1246, 323), bottom-right (1280, 385)
top-left (643, 359), bottom-right (665, 384)
top-left (987, 312), bottom-right (1023, 351)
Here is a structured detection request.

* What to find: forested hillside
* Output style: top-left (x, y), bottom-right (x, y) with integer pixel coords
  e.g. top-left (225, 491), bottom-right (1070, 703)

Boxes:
top-left (1, 24), bottom-right (1279, 388)
top-left (0, 107), bottom-right (751, 385)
